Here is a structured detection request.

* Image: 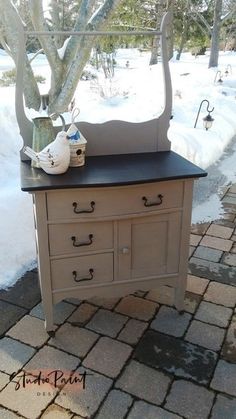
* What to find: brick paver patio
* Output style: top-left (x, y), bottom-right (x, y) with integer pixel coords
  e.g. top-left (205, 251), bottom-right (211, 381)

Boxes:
top-left (0, 184), bottom-right (236, 418)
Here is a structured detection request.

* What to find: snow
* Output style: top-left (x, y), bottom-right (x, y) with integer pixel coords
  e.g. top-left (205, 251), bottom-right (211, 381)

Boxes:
top-left (88, 3), bottom-right (104, 24)
top-left (0, 48), bottom-right (236, 289)
top-left (192, 193), bottom-right (224, 224)
top-left (57, 37), bottom-right (71, 60)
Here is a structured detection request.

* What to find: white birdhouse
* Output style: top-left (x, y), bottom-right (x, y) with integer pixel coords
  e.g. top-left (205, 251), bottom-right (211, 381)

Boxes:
top-left (69, 129), bottom-right (87, 167)
top-left (67, 108), bottom-right (87, 167)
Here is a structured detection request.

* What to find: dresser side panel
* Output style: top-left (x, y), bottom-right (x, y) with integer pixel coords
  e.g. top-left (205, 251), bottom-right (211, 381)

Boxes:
top-left (174, 179), bottom-right (194, 310)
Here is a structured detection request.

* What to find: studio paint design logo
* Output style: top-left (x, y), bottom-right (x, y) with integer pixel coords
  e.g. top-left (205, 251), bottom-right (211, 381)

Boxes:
top-left (9, 369), bottom-right (93, 394)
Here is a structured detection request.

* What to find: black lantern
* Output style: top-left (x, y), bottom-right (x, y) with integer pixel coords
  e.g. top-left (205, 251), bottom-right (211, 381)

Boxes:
top-left (214, 70), bottom-right (223, 84)
top-left (194, 99), bottom-right (215, 130)
top-left (203, 113), bottom-right (214, 130)
top-left (225, 64), bottom-right (232, 77)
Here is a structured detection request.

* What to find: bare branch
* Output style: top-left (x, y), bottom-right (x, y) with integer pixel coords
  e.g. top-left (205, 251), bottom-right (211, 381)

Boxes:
top-left (0, 26), bottom-right (14, 59)
top-left (88, 0), bottom-right (122, 30)
top-left (63, 0), bottom-right (97, 64)
top-left (189, 6), bottom-right (212, 36)
top-left (29, 0), bottom-right (64, 98)
top-left (29, 48), bottom-right (44, 64)
top-left (75, 0), bottom-right (97, 30)
top-left (29, 0), bottom-right (60, 68)
top-left (221, 6), bottom-right (236, 22)
top-left (190, 13), bottom-right (212, 38)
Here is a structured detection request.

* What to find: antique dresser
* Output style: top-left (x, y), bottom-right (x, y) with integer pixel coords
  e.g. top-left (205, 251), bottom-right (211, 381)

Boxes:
top-left (17, 12), bottom-right (206, 334)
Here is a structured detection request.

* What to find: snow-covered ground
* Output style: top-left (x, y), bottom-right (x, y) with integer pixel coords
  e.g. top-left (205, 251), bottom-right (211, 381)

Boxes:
top-left (0, 48), bottom-right (236, 289)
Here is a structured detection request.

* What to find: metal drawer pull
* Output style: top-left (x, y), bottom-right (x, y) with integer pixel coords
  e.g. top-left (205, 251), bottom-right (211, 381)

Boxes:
top-left (72, 201), bottom-right (95, 214)
top-left (72, 268), bottom-right (94, 283)
top-left (142, 194), bottom-right (163, 207)
top-left (71, 234), bottom-right (93, 247)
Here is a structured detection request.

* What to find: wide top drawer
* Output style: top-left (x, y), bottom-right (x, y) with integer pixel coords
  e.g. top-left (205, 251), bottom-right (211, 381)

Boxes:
top-left (46, 181), bottom-right (184, 221)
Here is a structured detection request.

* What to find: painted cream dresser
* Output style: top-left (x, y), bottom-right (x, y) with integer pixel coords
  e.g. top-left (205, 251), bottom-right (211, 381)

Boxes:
top-left (17, 12), bottom-right (206, 334)
top-left (21, 152), bottom-right (206, 334)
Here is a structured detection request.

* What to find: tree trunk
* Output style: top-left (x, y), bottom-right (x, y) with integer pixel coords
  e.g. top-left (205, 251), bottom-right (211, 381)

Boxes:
top-left (149, 36), bottom-right (159, 65)
top-left (208, 0), bottom-right (222, 68)
top-left (176, 13), bottom-right (189, 61)
top-left (149, 1), bottom-right (160, 66)
top-left (49, 0), bottom-right (65, 49)
top-left (166, 0), bottom-right (174, 60)
top-left (176, 36), bottom-right (185, 60)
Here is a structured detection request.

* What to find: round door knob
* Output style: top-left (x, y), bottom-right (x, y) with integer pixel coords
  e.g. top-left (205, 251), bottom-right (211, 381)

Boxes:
top-left (122, 247), bottom-right (130, 254)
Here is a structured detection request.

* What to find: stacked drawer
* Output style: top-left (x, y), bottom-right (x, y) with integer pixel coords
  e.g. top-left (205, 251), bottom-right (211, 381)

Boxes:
top-left (49, 221), bottom-right (114, 290)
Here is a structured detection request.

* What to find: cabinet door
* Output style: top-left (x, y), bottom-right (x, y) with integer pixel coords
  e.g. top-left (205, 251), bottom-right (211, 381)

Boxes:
top-left (117, 212), bottom-right (182, 281)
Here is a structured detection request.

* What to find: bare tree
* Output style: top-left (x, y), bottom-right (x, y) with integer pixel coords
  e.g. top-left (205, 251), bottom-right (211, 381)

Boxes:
top-left (0, 0), bottom-right (122, 113)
